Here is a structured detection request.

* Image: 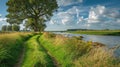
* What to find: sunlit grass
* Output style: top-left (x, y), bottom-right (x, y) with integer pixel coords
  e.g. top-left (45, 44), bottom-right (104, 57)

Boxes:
top-left (40, 32), bottom-right (120, 67)
top-left (74, 47), bottom-right (120, 67)
top-left (22, 35), bottom-right (54, 67)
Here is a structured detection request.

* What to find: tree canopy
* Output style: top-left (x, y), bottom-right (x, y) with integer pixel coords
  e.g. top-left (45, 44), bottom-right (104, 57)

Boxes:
top-left (6, 0), bottom-right (58, 31)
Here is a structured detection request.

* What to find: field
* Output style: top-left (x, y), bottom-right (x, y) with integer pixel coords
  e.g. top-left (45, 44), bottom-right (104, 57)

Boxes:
top-left (0, 32), bottom-right (120, 67)
top-left (67, 30), bottom-right (120, 36)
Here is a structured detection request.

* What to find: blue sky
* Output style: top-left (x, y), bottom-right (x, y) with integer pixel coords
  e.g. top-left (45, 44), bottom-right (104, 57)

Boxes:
top-left (0, 0), bottom-right (120, 31)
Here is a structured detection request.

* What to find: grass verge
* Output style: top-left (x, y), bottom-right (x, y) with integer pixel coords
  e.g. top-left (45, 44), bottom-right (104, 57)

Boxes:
top-left (0, 32), bottom-right (32, 67)
top-left (40, 32), bottom-right (120, 67)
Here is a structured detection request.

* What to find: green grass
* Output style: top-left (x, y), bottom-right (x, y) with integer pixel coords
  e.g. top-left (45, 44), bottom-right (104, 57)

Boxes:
top-left (68, 30), bottom-right (120, 36)
top-left (0, 32), bottom-right (32, 67)
top-left (40, 33), bottom-right (73, 67)
top-left (21, 35), bottom-right (55, 67)
top-left (40, 32), bottom-right (120, 67)
top-left (40, 32), bottom-right (93, 67)
top-left (0, 32), bottom-right (120, 67)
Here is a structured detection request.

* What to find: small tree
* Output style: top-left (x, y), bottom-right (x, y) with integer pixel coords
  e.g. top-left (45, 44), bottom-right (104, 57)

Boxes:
top-left (2, 25), bottom-right (7, 31)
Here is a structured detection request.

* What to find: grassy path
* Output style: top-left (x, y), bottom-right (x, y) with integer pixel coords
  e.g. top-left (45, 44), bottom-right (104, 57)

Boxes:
top-left (14, 46), bottom-right (25, 67)
top-left (37, 36), bottom-right (60, 67)
top-left (21, 35), bottom-right (57, 67)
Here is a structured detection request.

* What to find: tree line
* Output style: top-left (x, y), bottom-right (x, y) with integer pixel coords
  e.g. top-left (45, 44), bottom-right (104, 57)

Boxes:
top-left (2, 24), bottom-right (20, 31)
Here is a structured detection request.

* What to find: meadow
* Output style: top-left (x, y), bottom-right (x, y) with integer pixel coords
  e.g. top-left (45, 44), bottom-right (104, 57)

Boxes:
top-left (0, 32), bottom-right (120, 67)
top-left (67, 30), bottom-right (120, 36)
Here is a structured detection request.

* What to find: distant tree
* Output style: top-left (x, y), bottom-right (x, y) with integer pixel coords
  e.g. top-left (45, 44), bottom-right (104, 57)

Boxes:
top-left (12, 24), bottom-right (20, 31)
top-left (104, 29), bottom-right (109, 31)
top-left (7, 25), bottom-right (12, 31)
top-left (2, 25), bottom-right (7, 31)
top-left (6, 0), bottom-right (58, 32)
top-left (1, 25), bottom-right (20, 31)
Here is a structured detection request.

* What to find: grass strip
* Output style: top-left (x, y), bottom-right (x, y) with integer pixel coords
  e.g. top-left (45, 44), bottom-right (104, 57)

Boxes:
top-left (22, 35), bottom-right (55, 67)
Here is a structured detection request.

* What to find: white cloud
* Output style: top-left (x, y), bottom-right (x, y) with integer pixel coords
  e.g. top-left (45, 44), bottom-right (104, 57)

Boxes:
top-left (57, 0), bottom-right (83, 6)
top-left (48, 5), bottom-right (120, 30)
top-left (104, 9), bottom-right (120, 19)
top-left (58, 12), bottom-right (75, 25)
top-left (87, 5), bottom-right (106, 23)
top-left (87, 5), bottom-right (120, 24)
top-left (77, 16), bottom-right (84, 24)
top-left (117, 19), bottom-right (120, 23)
top-left (0, 18), bottom-right (7, 22)
top-left (50, 20), bottom-right (55, 24)
top-left (56, 6), bottom-right (85, 25)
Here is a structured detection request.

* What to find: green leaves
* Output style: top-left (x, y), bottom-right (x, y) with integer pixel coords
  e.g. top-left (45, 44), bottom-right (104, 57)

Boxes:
top-left (6, 0), bottom-right (58, 31)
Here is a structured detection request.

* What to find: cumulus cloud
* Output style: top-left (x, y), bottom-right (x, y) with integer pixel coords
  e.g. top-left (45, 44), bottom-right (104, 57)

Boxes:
top-left (55, 6), bottom-right (86, 25)
top-left (87, 5), bottom-right (120, 23)
top-left (50, 20), bottom-right (55, 24)
top-left (57, 0), bottom-right (83, 6)
top-left (58, 12), bottom-right (75, 25)
top-left (116, 19), bottom-right (120, 23)
top-left (0, 18), bottom-right (7, 22)
top-left (87, 5), bottom-right (106, 23)
top-left (48, 5), bottom-right (120, 30)
top-left (84, 5), bottom-right (120, 29)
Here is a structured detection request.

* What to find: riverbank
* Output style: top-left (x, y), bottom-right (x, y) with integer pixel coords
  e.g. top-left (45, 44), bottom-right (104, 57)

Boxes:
top-left (67, 30), bottom-right (120, 36)
top-left (40, 32), bottom-right (120, 67)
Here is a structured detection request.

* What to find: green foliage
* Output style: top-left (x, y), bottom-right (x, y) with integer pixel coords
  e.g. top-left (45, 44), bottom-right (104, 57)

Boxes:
top-left (1, 25), bottom-right (20, 31)
top-left (1, 25), bottom-right (7, 31)
top-left (12, 24), bottom-right (20, 31)
top-left (6, 0), bottom-right (58, 31)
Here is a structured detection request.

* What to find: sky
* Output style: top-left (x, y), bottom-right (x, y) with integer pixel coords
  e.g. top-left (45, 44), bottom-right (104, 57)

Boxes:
top-left (0, 0), bottom-right (120, 31)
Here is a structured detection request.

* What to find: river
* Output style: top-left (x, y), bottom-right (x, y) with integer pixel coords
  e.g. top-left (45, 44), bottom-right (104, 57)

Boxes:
top-left (54, 32), bottom-right (120, 57)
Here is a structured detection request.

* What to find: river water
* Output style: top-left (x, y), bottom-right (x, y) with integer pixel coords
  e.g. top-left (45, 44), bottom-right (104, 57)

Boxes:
top-left (54, 32), bottom-right (120, 56)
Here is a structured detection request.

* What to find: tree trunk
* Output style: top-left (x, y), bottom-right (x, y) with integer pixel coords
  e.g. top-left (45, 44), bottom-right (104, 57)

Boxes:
top-left (34, 17), bottom-right (41, 32)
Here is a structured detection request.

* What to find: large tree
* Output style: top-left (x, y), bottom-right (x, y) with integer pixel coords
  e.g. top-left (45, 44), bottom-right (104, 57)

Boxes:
top-left (6, 0), bottom-right (58, 31)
